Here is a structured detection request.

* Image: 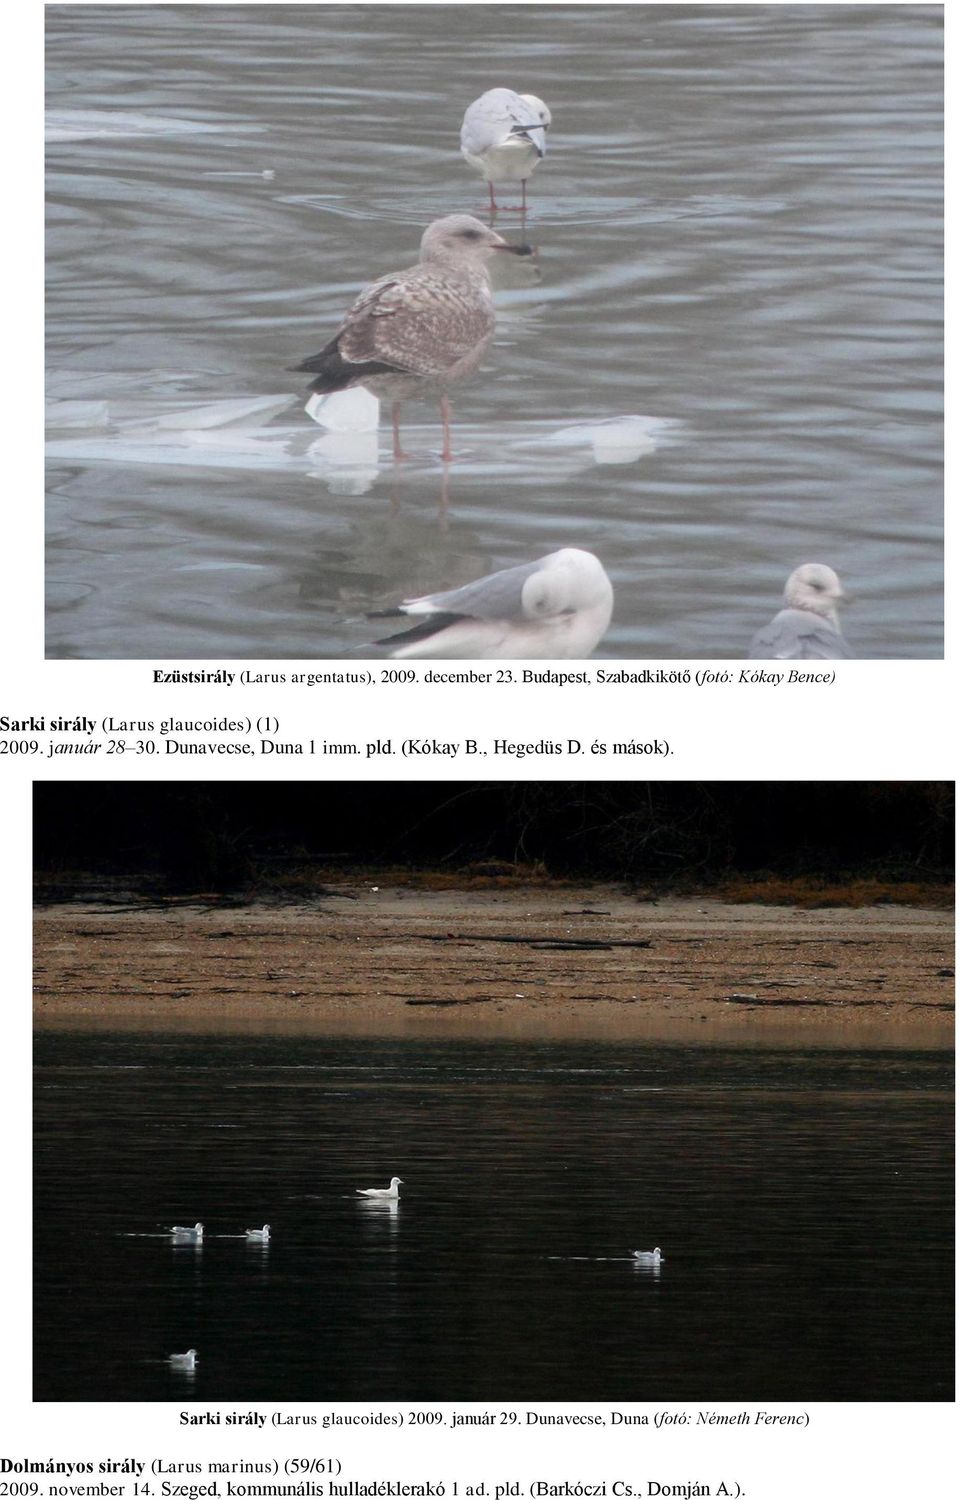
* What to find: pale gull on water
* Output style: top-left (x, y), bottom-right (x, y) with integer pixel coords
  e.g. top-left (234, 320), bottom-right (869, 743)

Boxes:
top-left (356, 1177), bottom-right (403, 1199)
top-left (632, 1248), bottom-right (663, 1265)
top-left (748, 563), bottom-right (852, 660)
top-left (372, 548), bottom-right (613, 660)
top-left (460, 88), bottom-right (552, 212)
top-left (168, 1349), bottom-right (198, 1371)
top-left (169, 1222), bottom-right (203, 1241)
top-left (245, 1224), bottom-right (270, 1242)
top-left (294, 215), bottom-right (531, 462)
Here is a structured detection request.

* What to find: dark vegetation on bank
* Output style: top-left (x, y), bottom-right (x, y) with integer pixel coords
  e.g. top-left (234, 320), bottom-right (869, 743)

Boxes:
top-left (33, 783), bottom-right (954, 906)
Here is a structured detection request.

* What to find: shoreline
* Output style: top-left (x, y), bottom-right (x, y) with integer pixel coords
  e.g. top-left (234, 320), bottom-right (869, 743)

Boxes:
top-left (34, 886), bottom-right (954, 1048)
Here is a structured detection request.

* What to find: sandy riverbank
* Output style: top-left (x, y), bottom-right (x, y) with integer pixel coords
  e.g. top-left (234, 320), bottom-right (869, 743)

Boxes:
top-left (33, 884), bottom-right (954, 1047)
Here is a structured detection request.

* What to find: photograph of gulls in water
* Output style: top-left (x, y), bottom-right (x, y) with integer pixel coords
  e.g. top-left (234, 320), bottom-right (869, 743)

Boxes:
top-left (44, 5), bottom-right (942, 658)
top-left (748, 564), bottom-right (852, 660)
top-left (460, 87), bottom-right (552, 212)
top-left (372, 548), bottom-right (613, 659)
top-left (295, 215), bottom-right (532, 463)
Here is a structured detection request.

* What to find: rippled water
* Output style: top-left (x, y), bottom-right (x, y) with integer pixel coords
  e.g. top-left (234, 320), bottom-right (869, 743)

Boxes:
top-left (45, 4), bottom-right (942, 658)
top-left (34, 1030), bottom-right (953, 1400)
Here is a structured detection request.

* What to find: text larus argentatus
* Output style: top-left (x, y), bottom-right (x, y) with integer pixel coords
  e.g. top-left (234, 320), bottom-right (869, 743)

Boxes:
top-left (294, 215), bottom-right (531, 462)
top-left (372, 548), bottom-right (613, 659)
top-left (748, 563), bottom-right (852, 660)
top-left (460, 88), bottom-right (552, 211)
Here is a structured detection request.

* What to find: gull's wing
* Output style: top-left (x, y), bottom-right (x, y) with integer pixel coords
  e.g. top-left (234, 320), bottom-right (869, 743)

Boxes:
top-left (401, 557), bottom-right (550, 621)
top-left (749, 608), bottom-right (853, 660)
top-left (336, 271), bottom-right (493, 376)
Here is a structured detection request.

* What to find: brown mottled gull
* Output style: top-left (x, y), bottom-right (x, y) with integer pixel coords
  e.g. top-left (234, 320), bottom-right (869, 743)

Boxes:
top-left (371, 548), bottom-right (614, 660)
top-left (748, 563), bottom-right (853, 659)
top-left (294, 215), bottom-right (531, 461)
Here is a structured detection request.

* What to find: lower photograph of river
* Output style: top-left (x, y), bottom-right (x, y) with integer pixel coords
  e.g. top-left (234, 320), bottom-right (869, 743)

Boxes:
top-left (34, 1032), bottom-right (951, 1402)
top-left (32, 783), bottom-right (954, 1401)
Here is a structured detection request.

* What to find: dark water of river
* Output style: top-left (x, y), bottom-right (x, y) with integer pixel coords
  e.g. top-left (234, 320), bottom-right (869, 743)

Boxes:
top-left (34, 1030), bottom-right (953, 1400)
top-left (46, 4), bottom-right (942, 658)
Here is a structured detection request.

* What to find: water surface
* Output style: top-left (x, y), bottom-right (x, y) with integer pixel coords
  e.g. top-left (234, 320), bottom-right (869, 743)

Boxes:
top-left (34, 1030), bottom-right (953, 1400)
top-left (46, 4), bottom-right (942, 657)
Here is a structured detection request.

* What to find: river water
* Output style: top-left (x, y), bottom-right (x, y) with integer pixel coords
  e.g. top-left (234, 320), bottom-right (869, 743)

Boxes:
top-left (45, 4), bottom-right (942, 658)
top-left (34, 1029), bottom-right (953, 1401)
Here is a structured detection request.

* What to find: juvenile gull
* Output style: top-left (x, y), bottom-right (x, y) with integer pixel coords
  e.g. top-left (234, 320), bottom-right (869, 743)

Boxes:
top-left (356, 1177), bottom-right (403, 1200)
top-left (294, 215), bottom-right (531, 462)
top-left (245, 1224), bottom-right (270, 1242)
top-left (168, 1222), bottom-right (203, 1241)
top-left (748, 563), bottom-right (852, 660)
top-left (632, 1248), bottom-right (663, 1265)
top-left (372, 548), bottom-right (613, 660)
top-left (168, 1349), bottom-right (198, 1371)
top-left (460, 88), bottom-right (552, 211)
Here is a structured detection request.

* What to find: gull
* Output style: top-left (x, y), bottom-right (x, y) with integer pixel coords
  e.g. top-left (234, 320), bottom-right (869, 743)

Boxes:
top-left (372, 548), bottom-right (613, 659)
top-left (356, 1177), bottom-right (403, 1200)
top-left (632, 1248), bottom-right (663, 1265)
top-left (245, 1224), bottom-right (270, 1242)
top-left (748, 563), bottom-right (853, 660)
top-left (168, 1349), bottom-right (198, 1371)
top-left (168, 1222), bottom-right (203, 1241)
top-left (294, 215), bottom-right (532, 462)
top-left (460, 88), bottom-right (552, 212)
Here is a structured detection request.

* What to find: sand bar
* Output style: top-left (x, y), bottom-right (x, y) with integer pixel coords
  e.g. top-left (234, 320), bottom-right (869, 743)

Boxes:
top-left (34, 885), bottom-right (954, 1048)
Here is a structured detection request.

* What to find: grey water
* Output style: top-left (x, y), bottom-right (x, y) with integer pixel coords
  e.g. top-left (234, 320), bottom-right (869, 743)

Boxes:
top-left (45, 4), bottom-right (942, 659)
top-left (34, 1030), bottom-right (953, 1401)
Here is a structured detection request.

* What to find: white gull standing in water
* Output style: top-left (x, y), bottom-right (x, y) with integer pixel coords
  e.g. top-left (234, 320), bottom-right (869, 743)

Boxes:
top-left (356, 1177), bottom-right (403, 1200)
top-left (748, 563), bottom-right (852, 660)
top-left (632, 1248), bottom-right (663, 1266)
top-left (372, 548), bottom-right (614, 660)
top-left (245, 1224), bottom-right (270, 1242)
top-left (294, 215), bottom-right (532, 462)
top-left (460, 88), bottom-right (552, 212)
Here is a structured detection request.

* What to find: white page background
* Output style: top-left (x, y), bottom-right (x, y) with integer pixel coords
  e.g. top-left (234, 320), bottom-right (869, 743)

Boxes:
top-left (5, 0), bottom-right (954, 1489)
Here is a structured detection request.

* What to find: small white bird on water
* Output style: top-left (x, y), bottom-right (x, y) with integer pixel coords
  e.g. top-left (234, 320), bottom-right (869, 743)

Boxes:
top-left (168, 1349), bottom-right (198, 1371)
top-left (748, 563), bottom-right (852, 660)
top-left (633, 1248), bottom-right (663, 1265)
top-left (169, 1222), bottom-right (203, 1241)
top-left (245, 1224), bottom-right (270, 1242)
top-left (357, 1177), bottom-right (403, 1200)
top-left (461, 88), bottom-right (552, 211)
top-left (294, 215), bottom-right (532, 462)
top-left (372, 548), bottom-right (613, 660)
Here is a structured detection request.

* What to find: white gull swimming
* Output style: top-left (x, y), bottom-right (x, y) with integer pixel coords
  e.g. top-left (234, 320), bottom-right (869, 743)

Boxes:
top-left (356, 1177), bottom-right (403, 1200)
top-left (168, 1349), bottom-right (198, 1370)
top-left (373, 547), bottom-right (613, 660)
top-left (168, 1222), bottom-right (203, 1241)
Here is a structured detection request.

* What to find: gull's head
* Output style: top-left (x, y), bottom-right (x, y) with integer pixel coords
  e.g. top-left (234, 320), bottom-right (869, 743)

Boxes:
top-left (420, 215), bottom-right (532, 266)
top-left (515, 94), bottom-right (551, 157)
top-left (784, 563), bottom-right (847, 625)
top-left (518, 93), bottom-right (552, 130)
top-left (390, 1177), bottom-right (404, 1187)
top-left (522, 549), bottom-right (614, 621)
